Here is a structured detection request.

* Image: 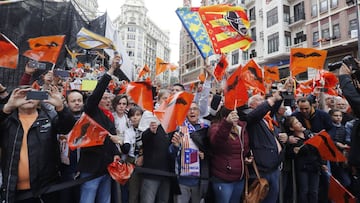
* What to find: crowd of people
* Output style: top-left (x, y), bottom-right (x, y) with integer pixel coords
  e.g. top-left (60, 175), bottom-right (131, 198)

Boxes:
top-left (1, 55), bottom-right (360, 203)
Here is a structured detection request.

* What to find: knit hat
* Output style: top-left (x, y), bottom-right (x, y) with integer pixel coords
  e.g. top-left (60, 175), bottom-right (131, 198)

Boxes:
top-left (209, 94), bottom-right (222, 116)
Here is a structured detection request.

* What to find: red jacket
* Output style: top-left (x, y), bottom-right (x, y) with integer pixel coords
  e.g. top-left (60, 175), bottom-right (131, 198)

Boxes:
top-left (209, 119), bottom-right (249, 182)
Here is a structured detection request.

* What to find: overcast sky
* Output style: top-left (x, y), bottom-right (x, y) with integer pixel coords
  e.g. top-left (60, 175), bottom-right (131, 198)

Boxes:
top-left (97, 0), bottom-right (201, 64)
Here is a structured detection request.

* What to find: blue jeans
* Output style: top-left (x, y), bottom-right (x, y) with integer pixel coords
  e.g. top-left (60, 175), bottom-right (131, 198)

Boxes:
top-left (140, 178), bottom-right (170, 203)
top-left (212, 179), bottom-right (245, 203)
top-left (297, 170), bottom-right (320, 203)
top-left (79, 173), bottom-right (111, 203)
top-left (261, 169), bottom-right (280, 203)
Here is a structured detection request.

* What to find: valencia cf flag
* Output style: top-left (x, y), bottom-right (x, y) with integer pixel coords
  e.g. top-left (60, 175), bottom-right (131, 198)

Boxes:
top-left (0, 33), bottom-right (18, 69)
top-left (290, 48), bottom-right (327, 76)
top-left (214, 54), bottom-right (229, 82)
top-left (176, 4), bottom-right (253, 58)
top-left (198, 68), bottom-right (206, 83)
top-left (241, 59), bottom-right (265, 94)
top-left (23, 35), bottom-right (65, 64)
top-left (224, 65), bottom-right (248, 110)
top-left (264, 65), bottom-right (279, 83)
top-left (304, 130), bottom-right (346, 162)
top-left (296, 79), bottom-right (314, 95)
top-left (154, 91), bottom-right (194, 133)
top-left (67, 113), bottom-right (109, 150)
top-left (126, 81), bottom-right (154, 112)
top-left (328, 175), bottom-right (356, 203)
top-left (155, 57), bottom-right (177, 76)
top-left (138, 64), bottom-right (150, 79)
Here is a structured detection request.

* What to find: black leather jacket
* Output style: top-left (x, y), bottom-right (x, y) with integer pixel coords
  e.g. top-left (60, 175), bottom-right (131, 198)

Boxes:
top-left (0, 107), bottom-right (76, 203)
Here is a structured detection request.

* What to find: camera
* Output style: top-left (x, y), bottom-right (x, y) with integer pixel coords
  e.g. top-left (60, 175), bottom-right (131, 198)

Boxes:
top-left (26, 91), bottom-right (49, 100)
top-left (280, 91), bottom-right (295, 107)
top-left (328, 55), bottom-right (359, 72)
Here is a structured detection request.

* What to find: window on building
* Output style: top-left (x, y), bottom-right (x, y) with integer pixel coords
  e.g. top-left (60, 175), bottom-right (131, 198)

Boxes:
top-left (294, 2), bottom-right (305, 22)
top-left (232, 50), bottom-right (239, 65)
top-left (333, 24), bottom-right (340, 39)
top-left (284, 5), bottom-right (290, 23)
top-left (349, 19), bottom-right (358, 36)
top-left (127, 51), bottom-right (135, 57)
top-left (313, 31), bottom-right (319, 46)
top-left (320, 0), bottom-right (328, 13)
top-left (128, 27), bottom-right (136, 32)
top-left (311, 4), bottom-right (317, 17)
top-left (250, 50), bottom-right (257, 58)
top-left (322, 28), bottom-right (330, 40)
top-left (127, 34), bottom-right (136, 40)
top-left (268, 32), bottom-right (279, 54)
top-left (285, 31), bottom-right (291, 47)
top-left (249, 7), bottom-right (256, 21)
top-left (126, 41), bottom-right (135, 48)
top-left (251, 27), bottom-right (256, 41)
top-left (242, 51), bottom-right (248, 61)
top-left (294, 31), bottom-right (305, 44)
top-left (331, 0), bottom-right (338, 8)
top-left (267, 7), bottom-right (278, 27)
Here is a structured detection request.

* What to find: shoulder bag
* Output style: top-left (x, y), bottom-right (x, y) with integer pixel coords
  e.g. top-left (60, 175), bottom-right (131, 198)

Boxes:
top-left (243, 160), bottom-right (269, 203)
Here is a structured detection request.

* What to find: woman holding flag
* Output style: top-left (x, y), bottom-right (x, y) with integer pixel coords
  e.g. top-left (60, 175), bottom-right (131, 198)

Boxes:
top-left (208, 106), bottom-right (250, 203)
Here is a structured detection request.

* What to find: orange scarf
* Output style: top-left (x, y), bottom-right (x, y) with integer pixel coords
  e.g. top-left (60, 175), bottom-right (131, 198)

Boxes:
top-left (264, 112), bottom-right (274, 131)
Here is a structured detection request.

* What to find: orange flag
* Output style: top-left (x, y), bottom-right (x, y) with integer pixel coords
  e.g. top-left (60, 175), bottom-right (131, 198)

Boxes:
top-left (328, 175), bottom-right (356, 203)
top-left (214, 54), bottom-right (228, 82)
top-left (296, 79), bottom-right (314, 95)
top-left (189, 83), bottom-right (195, 92)
top-left (315, 70), bottom-right (338, 89)
top-left (241, 59), bottom-right (265, 94)
top-left (168, 63), bottom-right (178, 71)
top-left (0, 33), bottom-right (18, 69)
top-left (290, 48), bottom-right (327, 76)
top-left (23, 35), bottom-right (65, 64)
top-left (138, 64), bottom-right (150, 79)
top-left (304, 130), bottom-right (346, 162)
top-left (198, 68), bottom-right (206, 83)
top-left (154, 91), bottom-right (194, 133)
top-left (264, 65), bottom-right (279, 83)
top-left (67, 113), bottom-right (109, 150)
top-left (126, 81), bottom-right (154, 112)
top-left (224, 66), bottom-right (248, 110)
top-left (156, 57), bottom-right (177, 76)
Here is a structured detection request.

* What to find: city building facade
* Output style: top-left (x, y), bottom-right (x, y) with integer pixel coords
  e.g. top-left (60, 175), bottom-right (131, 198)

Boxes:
top-left (68, 0), bottom-right (99, 21)
top-left (179, 0), bottom-right (360, 87)
top-left (113, 0), bottom-right (171, 83)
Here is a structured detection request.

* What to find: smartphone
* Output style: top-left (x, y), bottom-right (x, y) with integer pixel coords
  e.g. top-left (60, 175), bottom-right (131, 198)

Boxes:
top-left (26, 91), bottom-right (49, 100)
top-left (54, 69), bottom-right (70, 78)
top-left (28, 60), bottom-right (47, 70)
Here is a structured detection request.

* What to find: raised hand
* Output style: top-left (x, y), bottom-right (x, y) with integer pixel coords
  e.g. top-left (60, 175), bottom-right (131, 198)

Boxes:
top-left (149, 121), bottom-right (158, 134)
top-left (44, 85), bottom-right (64, 111)
top-left (171, 132), bottom-right (182, 147)
top-left (108, 53), bottom-right (122, 75)
top-left (3, 88), bottom-right (32, 113)
top-left (226, 110), bottom-right (239, 125)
